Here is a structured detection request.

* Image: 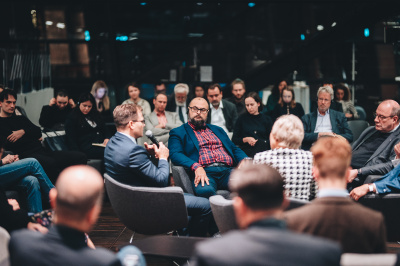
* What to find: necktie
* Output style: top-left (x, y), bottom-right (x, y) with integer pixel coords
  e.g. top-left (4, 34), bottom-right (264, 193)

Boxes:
top-left (179, 106), bottom-right (185, 123)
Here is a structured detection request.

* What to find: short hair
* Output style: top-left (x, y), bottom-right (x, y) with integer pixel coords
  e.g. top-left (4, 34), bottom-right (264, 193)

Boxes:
top-left (208, 83), bottom-right (222, 94)
top-left (155, 92), bottom-right (168, 100)
top-left (56, 89), bottom-right (69, 98)
top-left (311, 137), bottom-right (351, 179)
top-left (271, 115), bottom-right (304, 149)
top-left (231, 78), bottom-right (246, 91)
top-left (333, 83), bottom-right (350, 101)
top-left (0, 89), bottom-right (17, 102)
top-left (113, 104), bottom-right (140, 128)
top-left (126, 82), bottom-right (140, 92)
top-left (381, 100), bottom-right (400, 117)
top-left (174, 83), bottom-right (189, 94)
top-left (230, 164), bottom-right (285, 210)
top-left (317, 86), bottom-right (334, 100)
top-left (245, 92), bottom-right (263, 112)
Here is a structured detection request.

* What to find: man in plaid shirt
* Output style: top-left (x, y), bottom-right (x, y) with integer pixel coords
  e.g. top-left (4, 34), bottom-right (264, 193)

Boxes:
top-left (169, 97), bottom-right (247, 198)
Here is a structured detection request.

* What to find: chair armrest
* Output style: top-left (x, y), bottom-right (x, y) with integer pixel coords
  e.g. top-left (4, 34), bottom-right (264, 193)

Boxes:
top-left (172, 166), bottom-right (195, 195)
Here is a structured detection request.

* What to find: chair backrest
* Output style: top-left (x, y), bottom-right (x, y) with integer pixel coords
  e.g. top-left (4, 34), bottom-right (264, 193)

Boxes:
top-left (209, 195), bottom-right (238, 234)
top-left (341, 253), bottom-right (396, 266)
top-left (355, 106), bottom-right (367, 121)
top-left (0, 226), bottom-right (10, 266)
top-left (104, 173), bottom-right (188, 235)
top-left (347, 120), bottom-right (369, 143)
top-left (171, 166), bottom-right (195, 194)
top-left (286, 197), bottom-right (309, 211)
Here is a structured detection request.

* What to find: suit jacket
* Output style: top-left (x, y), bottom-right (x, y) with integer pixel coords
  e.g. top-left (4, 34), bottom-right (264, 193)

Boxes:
top-left (352, 126), bottom-right (400, 177)
top-left (144, 111), bottom-right (183, 145)
top-left (206, 99), bottom-right (238, 132)
top-left (104, 132), bottom-right (169, 187)
top-left (301, 109), bottom-right (353, 150)
top-left (285, 197), bottom-right (386, 253)
top-left (169, 123), bottom-right (247, 170)
top-left (190, 218), bottom-right (341, 266)
top-left (9, 225), bottom-right (120, 266)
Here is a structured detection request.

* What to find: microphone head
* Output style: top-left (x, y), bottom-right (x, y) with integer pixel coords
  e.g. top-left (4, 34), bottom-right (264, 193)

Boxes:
top-left (145, 130), bottom-right (154, 138)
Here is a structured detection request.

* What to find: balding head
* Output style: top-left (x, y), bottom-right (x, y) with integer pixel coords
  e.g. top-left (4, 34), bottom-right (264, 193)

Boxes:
top-left (374, 100), bottom-right (400, 133)
top-left (52, 165), bottom-right (104, 225)
top-left (188, 97), bottom-right (209, 127)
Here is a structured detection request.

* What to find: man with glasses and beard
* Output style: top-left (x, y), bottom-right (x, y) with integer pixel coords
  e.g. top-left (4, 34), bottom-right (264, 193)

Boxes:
top-left (169, 97), bottom-right (247, 198)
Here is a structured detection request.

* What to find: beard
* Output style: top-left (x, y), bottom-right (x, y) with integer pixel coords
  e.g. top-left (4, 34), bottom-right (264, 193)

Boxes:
top-left (190, 115), bottom-right (206, 128)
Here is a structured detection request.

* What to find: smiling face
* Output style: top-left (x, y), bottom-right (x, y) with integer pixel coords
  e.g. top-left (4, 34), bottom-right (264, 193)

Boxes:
top-left (128, 86), bottom-right (140, 101)
top-left (79, 100), bottom-right (93, 115)
top-left (245, 97), bottom-right (260, 115)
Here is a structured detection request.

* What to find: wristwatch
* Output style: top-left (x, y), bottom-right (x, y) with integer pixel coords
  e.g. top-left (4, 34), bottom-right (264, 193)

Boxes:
top-left (368, 184), bottom-right (374, 193)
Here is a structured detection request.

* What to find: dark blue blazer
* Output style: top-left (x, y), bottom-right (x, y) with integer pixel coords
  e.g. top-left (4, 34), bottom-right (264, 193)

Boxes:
top-left (169, 123), bottom-right (247, 169)
top-left (301, 109), bottom-right (353, 150)
top-left (104, 132), bottom-right (169, 187)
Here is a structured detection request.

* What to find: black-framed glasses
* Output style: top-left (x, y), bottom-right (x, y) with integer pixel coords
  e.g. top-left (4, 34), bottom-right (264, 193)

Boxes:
top-left (132, 120), bottom-right (145, 125)
top-left (373, 112), bottom-right (395, 121)
top-left (188, 106), bottom-right (209, 114)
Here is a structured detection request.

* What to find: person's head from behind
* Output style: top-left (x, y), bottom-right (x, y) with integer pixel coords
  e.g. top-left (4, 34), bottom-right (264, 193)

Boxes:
top-left (207, 83), bottom-right (223, 108)
top-left (153, 93), bottom-right (168, 113)
top-left (230, 164), bottom-right (286, 229)
top-left (113, 104), bottom-right (144, 138)
top-left (231, 78), bottom-right (246, 100)
top-left (245, 92), bottom-right (262, 115)
top-left (270, 115), bottom-right (304, 149)
top-left (55, 89), bottom-right (70, 110)
top-left (311, 137), bottom-right (351, 185)
top-left (333, 83), bottom-right (350, 102)
top-left (78, 93), bottom-right (96, 116)
top-left (174, 83), bottom-right (189, 105)
top-left (127, 82), bottom-right (141, 101)
top-left (50, 165), bottom-right (104, 232)
top-left (0, 89), bottom-right (17, 117)
top-left (374, 100), bottom-right (400, 133)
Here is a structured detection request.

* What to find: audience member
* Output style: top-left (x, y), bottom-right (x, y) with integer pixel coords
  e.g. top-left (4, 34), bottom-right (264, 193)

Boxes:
top-left (122, 82), bottom-right (151, 117)
top-left (301, 86), bottom-right (353, 150)
top-left (166, 83), bottom-right (189, 123)
top-left (254, 115), bottom-right (316, 201)
top-left (169, 97), bottom-right (247, 198)
top-left (348, 100), bottom-right (400, 187)
top-left (145, 93), bottom-right (182, 146)
top-left (39, 89), bottom-right (75, 131)
top-left (0, 85), bottom-right (25, 116)
top-left (285, 137), bottom-right (386, 253)
top-left (334, 83), bottom-right (359, 120)
top-left (271, 86), bottom-right (305, 120)
top-left (206, 83), bottom-right (238, 133)
top-left (0, 89), bottom-right (87, 182)
top-left (105, 104), bottom-right (214, 237)
top-left (264, 79), bottom-right (287, 115)
top-left (148, 80), bottom-right (167, 110)
top-left (232, 92), bottom-right (272, 157)
top-left (65, 93), bottom-right (111, 159)
top-left (226, 78), bottom-right (246, 116)
top-left (9, 165), bottom-right (145, 266)
top-left (91, 80), bottom-right (112, 121)
top-left (190, 164), bottom-right (341, 266)
top-left (310, 82), bottom-right (344, 113)
top-left (0, 138), bottom-right (54, 213)
top-left (193, 84), bottom-right (206, 98)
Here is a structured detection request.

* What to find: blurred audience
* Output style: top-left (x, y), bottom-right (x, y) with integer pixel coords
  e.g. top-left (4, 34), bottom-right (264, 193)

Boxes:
top-left (264, 80), bottom-right (287, 115)
top-left (91, 80), bottom-right (112, 122)
top-left (122, 82), bottom-right (151, 117)
top-left (334, 83), bottom-right (359, 120)
top-left (226, 78), bottom-right (246, 116)
top-left (271, 86), bottom-right (304, 121)
top-left (166, 83), bottom-right (189, 123)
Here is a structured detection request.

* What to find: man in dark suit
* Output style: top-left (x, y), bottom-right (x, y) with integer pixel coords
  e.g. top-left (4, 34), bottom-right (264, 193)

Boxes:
top-left (206, 83), bottom-right (238, 133)
top-left (301, 86), bottom-right (353, 150)
top-left (104, 103), bottom-right (213, 236)
top-left (285, 137), bottom-right (386, 254)
top-left (166, 83), bottom-right (189, 123)
top-left (189, 164), bottom-right (342, 266)
top-left (9, 165), bottom-right (145, 266)
top-left (169, 97), bottom-right (247, 198)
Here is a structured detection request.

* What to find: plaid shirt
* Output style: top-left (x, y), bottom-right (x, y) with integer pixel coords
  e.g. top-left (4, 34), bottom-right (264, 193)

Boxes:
top-left (188, 122), bottom-right (233, 171)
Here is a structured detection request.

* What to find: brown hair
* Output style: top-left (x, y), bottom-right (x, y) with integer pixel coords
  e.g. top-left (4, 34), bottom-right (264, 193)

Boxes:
top-left (113, 104), bottom-right (140, 129)
top-left (278, 86), bottom-right (296, 109)
top-left (231, 78), bottom-right (246, 91)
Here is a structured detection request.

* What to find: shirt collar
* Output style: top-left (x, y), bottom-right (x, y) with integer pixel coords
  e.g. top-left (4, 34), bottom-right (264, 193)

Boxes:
top-left (155, 109), bottom-right (165, 116)
top-left (389, 123), bottom-right (400, 133)
top-left (210, 100), bottom-right (224, 110)
top-left (317, 108), bottom-right (330, 117)
top-left (118, 131), bottom-right (137, 144)
top-left (317, 188), bottom-right (349, 198)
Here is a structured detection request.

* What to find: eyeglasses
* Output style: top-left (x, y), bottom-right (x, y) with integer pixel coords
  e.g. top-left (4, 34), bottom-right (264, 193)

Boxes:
top-left (373, 112), bottom-right (395, 121)
top-left (132, 120), bottom-right (145, 125)
top-left (188, 106), bottom-right (209, 114)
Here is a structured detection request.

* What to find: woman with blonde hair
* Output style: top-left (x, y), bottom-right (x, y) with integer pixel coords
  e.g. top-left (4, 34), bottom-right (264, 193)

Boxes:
top-left (90, 80), bottom-right (110, 116)
top-left (253, 114), bottom-right (316, 201)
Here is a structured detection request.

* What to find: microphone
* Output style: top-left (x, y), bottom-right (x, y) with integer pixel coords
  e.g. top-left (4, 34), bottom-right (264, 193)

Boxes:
top-left (145, 130), bottom-right (160, 147)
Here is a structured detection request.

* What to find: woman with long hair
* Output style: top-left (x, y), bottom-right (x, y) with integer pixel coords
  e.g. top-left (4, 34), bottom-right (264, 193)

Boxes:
top-left (272, 86), bottom-right (305, 120)
top-left (90, 80), bottom-right (111, 118)
top-left (122, 82), bottom-right (151, 116)
top-left (264, 79), bottom-right (287, 115)
top-left (334, 83), bottom-right (359, 120)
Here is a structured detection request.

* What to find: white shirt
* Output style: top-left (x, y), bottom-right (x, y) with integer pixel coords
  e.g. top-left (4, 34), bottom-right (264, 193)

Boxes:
top-left (210, 101), bottom-right (228, 133)
top-left (175, 102), bottom-right (188, 123)
top-left (314, 109), bottom-right (332, 133)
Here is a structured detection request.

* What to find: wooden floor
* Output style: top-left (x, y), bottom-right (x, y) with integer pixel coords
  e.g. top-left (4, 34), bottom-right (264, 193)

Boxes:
top-left (90, 199), bottom-right (400, 265)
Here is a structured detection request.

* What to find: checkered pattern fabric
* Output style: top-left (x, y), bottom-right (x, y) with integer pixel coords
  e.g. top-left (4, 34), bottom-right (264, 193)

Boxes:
top-left (254, 148), bottom-right (317, 201)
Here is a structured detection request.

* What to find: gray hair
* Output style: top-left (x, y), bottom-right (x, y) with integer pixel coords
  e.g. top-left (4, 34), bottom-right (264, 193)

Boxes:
top-left (271, 115), bottom-right (304, 149)
top-left (174, 83), bottom-right (189, 94)
top-left (317, 86), bottom-right (334, 100)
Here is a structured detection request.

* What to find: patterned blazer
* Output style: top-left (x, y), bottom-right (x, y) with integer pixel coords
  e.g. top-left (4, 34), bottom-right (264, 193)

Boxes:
top-left (254, 148), bottom-right (316, 201)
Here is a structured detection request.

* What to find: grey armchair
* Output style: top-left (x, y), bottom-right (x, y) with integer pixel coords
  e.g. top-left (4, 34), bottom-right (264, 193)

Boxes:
top-left (104, 173), bottom-right (188, 237)
top-left (209, 195), bottom-right (238, 234)
top-left (0, 226), bottom-right (10, 266)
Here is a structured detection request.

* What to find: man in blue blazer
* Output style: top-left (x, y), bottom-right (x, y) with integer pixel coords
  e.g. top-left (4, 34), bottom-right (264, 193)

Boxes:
top-left (104, 103), bottom-right (213, 237)
top-left (169, 97), bottom-right (247, 198)
top-left (301, 86), bottom-right (353, 150)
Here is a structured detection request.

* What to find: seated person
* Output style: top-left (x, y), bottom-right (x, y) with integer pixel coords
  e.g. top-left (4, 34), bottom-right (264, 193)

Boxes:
top-left (226, 78), bottom-right (246, 116)
top-left (264, 79), bottom-right (287, 116)
top-left (206, 83), bottom-right (238, 133)
top-left (347, 100), bottom-right (400, 187)
top-left (169, 97), bottom-right (247, 198)
top-left (0, 139), bottom-right (54, 213)
top-left (145, 93), bottom-right (182, 147)
top-left (122, 82), bottom-right (151, 117)
top-left (254, 115), bottom-right (316, 201)
top-left (301, 86), bottom-right (353, 150)
top-left (0, 85), bottom-right (25, 116)
top-left (232, 92), bottom-right (272, 158)
top-left (0, 89), bottom-right (87, 182)
top-left (105, 104), bottom-right (215, 237)
top-left (39, 89), bottom-right (75, 130)
top-left (334, 83), bottom-right (359, 120)
top-left (166, 83), bottom-right (189, 123)
top-left (91, 80), bottom-right (112, 122)
top-left (285, 137), bottom-right (386, 253)
top-left (189, 164), bottom-right (341, 266)
top-left (65, 93), bottom-right (111, 159)
top-left (271, 86), bottom-right (305, 120)
top-left (9, 165), bottom-right (145, 266)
